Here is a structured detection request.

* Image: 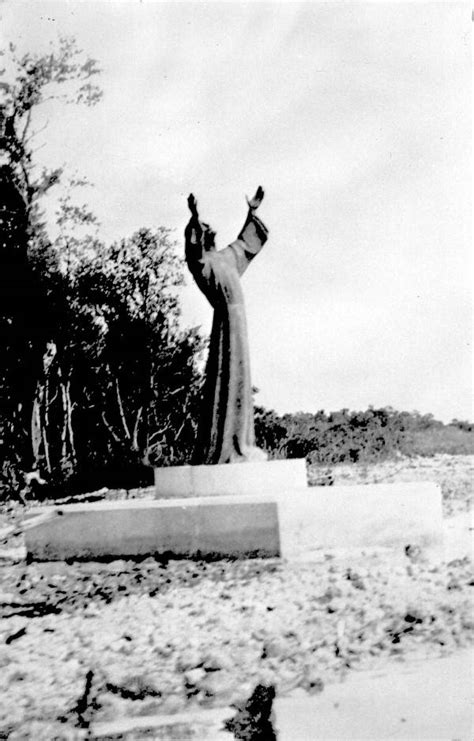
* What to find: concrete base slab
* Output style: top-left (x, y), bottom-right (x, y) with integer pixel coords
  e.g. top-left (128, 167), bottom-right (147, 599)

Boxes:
top-left (25, 481), bottom-right (443, 562)
top-left (92, 706), bottom-right (233, 740)
top-left (24, 496), bottom-right (280, 561)
top-left (277, 481), bottom-right (443, 562)
top-left (154, 458), bottom-right (307, 498)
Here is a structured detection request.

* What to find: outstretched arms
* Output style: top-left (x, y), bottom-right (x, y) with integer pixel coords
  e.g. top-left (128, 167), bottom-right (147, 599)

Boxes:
top-left (185, 187), bottom-right (268, 265)
top-left (189, 188), bottom-right (264, 215)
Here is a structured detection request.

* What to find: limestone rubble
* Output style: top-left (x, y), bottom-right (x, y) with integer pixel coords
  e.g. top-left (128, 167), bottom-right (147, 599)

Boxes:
top-left (0, 454), bottom-right (472, 739)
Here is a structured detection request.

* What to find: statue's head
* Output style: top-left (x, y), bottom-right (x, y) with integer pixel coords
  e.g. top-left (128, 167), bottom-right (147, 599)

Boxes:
top-left (201, 223), bottom-right (216, 251)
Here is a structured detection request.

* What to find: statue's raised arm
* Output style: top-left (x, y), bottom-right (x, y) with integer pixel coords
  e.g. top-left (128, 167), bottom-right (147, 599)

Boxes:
top-left (246, 185), bottom-right (264, 211)
top-left (184, 193), bottom-right (218, 274)
top-left (184, 194), bottom-right (201, 253)
top-left (187, 193), bottom-right (199, 219)
top-left (238, 185), bottom-right (268, 258)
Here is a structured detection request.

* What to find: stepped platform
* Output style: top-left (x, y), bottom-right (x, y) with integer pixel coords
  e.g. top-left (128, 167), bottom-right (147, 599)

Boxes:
top-left (24, 461), bottom-right (443, 562)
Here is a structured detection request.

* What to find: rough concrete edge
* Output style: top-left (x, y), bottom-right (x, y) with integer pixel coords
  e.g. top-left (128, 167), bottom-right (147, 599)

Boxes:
top-left (92, 706), bottom-right (234, 737)
top-left (23, 480), bottom-right (442, 516)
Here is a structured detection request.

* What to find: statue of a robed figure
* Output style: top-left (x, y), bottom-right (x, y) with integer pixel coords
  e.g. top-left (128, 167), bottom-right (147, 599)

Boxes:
top-left (185, 187), bottom-right (268, 465)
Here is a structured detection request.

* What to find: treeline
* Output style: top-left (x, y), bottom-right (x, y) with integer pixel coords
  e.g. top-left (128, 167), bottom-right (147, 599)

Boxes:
top-left (255, 407), bottom-right (474, 464)
top-left (1, 225), bottom-right (204, 495)
top-left (0, 39), bottom-right (203, 499)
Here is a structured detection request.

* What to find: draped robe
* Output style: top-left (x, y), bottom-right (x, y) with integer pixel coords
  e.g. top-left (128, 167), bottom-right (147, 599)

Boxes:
top-left (185, 209), bottom-right (268, 464)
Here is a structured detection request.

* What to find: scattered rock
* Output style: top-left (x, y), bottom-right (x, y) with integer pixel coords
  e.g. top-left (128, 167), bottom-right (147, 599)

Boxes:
top-left (0, 454), bottom-right (471, 737)
top-left (225, 684), bottom-right (277, 741)
top-left (5, 626), bottom-right (27, 644)
top-left (183, 667), bottom-right (206, 687)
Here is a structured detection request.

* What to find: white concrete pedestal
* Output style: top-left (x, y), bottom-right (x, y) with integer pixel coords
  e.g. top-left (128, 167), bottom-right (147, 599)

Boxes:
top-left (24, 461), bottom-right (443, 562)
top-left (154, 458), bottom-right (307, 498)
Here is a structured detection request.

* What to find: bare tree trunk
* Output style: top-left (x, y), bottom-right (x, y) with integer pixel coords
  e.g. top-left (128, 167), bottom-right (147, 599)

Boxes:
top-left (42, 375), bottom-right (52, 473)
top-left (65, 380), bottom-right (76, 462)
top-left (132, 407), bottom-right (143, 452)
top-left (31, 393), bottom-right (42, 471)
top-left (31, 342), bottom-right (56, 474)
top-left (60, 380), bottom-right (68, 464)
top-left (115, 377), bottom-right (131, 440)
top-left (57, 360), bottom-right (76, 473)
top-left (101, 412), bottom-right (122, 443)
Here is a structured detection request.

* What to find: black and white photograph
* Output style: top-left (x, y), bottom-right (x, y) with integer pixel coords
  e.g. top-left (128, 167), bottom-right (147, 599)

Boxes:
top-left (0, 1), bottom-right (472, 738)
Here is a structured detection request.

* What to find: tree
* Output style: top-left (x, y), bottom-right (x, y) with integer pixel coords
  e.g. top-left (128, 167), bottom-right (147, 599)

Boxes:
top-left (254, 406), bottom-right (287, 458)
top-left (1, 37), bottom-right (206, 498)
top-left (44, 227), bottom-right (204, 490)
top-left (0, 37), bottom-right (102, 493)
top-left (253, 405), bottom-right (419, 464)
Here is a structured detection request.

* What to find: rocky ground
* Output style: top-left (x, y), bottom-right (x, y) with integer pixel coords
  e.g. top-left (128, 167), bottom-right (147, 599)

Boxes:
top-left (308, 452), bottom-right (473, 517)
top-left (0, 454), bottom-right (472, 739)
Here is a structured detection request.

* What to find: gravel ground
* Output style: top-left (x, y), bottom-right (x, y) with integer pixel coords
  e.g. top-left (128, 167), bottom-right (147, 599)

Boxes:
top-left (308, 453), bottom-right (473, 517)
top-left (0, 454), bottom-right (472, 739)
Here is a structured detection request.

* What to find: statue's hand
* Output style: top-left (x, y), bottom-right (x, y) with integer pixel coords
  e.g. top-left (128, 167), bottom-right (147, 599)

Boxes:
top-left (187, 193), bottom-right (199, 217)
top-left (246, 185), bottom-right (264, 211)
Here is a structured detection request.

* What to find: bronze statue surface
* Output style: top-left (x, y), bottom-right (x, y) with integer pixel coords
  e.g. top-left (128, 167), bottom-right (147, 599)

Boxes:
top-left (185, 187), bottom-right (268, 464)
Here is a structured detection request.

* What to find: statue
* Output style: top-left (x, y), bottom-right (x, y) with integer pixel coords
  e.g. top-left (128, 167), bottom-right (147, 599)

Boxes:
top-left (185, 186), bottom-right (269, 465)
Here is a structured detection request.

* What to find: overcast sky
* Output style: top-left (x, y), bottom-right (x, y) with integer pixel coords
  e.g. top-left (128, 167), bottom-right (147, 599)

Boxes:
top-left (3, 1), bottom-right (472, 421)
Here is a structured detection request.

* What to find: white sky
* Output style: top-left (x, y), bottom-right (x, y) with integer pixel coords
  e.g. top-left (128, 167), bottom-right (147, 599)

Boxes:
top-left (2, 1), bottom-right (472, 422)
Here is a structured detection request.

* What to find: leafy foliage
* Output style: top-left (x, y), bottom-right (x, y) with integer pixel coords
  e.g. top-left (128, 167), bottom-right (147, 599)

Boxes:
top-left (0, 37), bottom-right (203, 499)
top-left (45, 227), bottom-right (204, 490)
top-left (255, 406), bottom-right (474, 464)
top-left (0, 37), bottom-right (104, 495)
